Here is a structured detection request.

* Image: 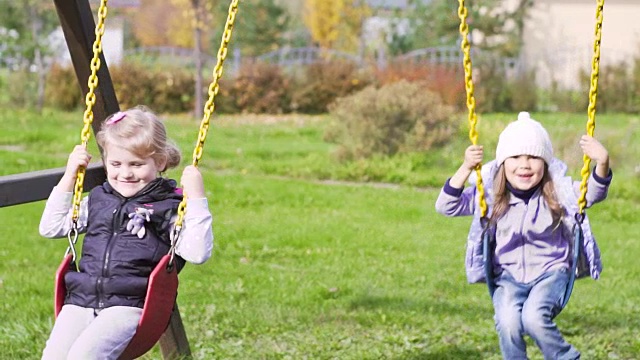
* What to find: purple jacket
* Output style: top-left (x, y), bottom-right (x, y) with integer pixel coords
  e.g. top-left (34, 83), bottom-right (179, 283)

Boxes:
top-left (435, 158), bottom-right (610, 284)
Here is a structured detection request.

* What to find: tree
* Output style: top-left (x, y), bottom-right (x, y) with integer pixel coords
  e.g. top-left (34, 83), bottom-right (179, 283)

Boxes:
top-left (168, 0), bottom-right (220, 118)
top-left (273, 0), bottom-right (312, 47)
top-left (231, 0), bottom-right (289, 57)
top-left (395, 0), bottom-right (533, 57)
top-left (461, 0), bottom-right (533, 57)
top-left (338, 0), bottom-right (370, 54)
top-left (403, 0), bottom-right (461, 49)
top-left (0, 1), bottom-right (59, 111)
top-left (304, 0), bottom-right (341, 49)
top-left (132, 0), bottom-right (175, 46)
top-left (303, 0), bottom-right (369, 52)
top-left (132, 0), bottom-right (241, 118)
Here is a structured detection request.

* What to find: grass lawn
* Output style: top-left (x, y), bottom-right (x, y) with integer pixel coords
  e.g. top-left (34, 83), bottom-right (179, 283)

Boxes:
top-left (1, 109), bottom-right (639, 359)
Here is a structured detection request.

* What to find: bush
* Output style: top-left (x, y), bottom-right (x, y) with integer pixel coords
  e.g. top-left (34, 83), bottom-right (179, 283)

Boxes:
top-left (109, 62), bottom-right (195, 113)
top-left (474, 58), bottom-right (511, 113)
top-left (594, 61), bottom-right (636, 113)
top-left (151, 69), bottom-right (194, 113)
top-left (5, 70), bottom-right (39, 108)
top-left (109, 62), bottom-right (155, 109)
top-left (217, 62), bottom-right (291, 114)
top-left (633, 56), bottom-right (640, 112)
top-left (43, 62), bottom-right (196, 114)
top-left (374, 62), bottom-right (466, 110)
top-left (506, 71), bottom-right (538, 112)
top-left (326, 80), bottom-right (457, 160)
top-left (45, 64), bottom-right (82, 110)
top-left (545, 80), bottom-right (588, 113)
top-left (290, 61), bottom-right (372, 114)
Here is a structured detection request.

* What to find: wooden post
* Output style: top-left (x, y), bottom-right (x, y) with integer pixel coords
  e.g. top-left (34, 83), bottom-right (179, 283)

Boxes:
top-left (53, 0), bottom-right (120, 131)
top-left (0, 163), bottom-right (105, 207)
top-left (159, 305), bottom-right (193, 358)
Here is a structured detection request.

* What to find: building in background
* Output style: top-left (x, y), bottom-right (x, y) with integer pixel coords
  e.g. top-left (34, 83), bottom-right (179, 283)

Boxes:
top-left (521, 0), bottom-right (640, 89)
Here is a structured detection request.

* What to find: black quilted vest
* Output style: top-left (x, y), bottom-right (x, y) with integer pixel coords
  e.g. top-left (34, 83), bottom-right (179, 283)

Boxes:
top-left (64, 178), bottom-right (184, 309)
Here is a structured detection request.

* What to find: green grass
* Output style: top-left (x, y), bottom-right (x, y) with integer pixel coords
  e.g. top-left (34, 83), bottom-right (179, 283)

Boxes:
top-left (1, 109), bottom-right (639, 359)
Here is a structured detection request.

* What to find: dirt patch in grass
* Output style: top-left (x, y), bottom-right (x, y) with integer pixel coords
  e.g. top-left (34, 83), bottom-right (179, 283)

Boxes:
top-left (216, 114), bottom-right (328, 126)
top-left (0, 145), bottom-right (25, 152)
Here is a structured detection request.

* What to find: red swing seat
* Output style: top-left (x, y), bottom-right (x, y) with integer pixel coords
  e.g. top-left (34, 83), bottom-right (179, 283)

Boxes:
top-left (55, 254), bottom-right (179, 359)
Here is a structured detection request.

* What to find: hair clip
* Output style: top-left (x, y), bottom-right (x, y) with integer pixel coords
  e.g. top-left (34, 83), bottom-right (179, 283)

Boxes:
top-left (106, 111), bottom-right (126, 125)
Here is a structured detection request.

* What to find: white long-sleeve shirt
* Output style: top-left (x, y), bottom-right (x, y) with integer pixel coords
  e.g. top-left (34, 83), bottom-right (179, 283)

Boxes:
top-left (39, 186), bottom-right (213, 264)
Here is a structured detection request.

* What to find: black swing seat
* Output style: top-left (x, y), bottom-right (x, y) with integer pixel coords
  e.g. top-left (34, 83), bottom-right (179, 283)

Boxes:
top-left (55, 254), bottom-right (179, 359)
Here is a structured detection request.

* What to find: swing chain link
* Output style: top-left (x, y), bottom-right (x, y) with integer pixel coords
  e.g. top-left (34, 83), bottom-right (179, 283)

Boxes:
top-left (70, 0), bottom-right (109, 224)
top-left (578, 0), bottom-right (604, 214)
top-left (170, 0), bottom-right (239, 262)
top-left (457, 0), bottom-right (487, 218)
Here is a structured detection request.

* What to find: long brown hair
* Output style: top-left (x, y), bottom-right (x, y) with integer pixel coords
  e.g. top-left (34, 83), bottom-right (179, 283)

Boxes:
top-left (489, 163), bottom-right (564, 225)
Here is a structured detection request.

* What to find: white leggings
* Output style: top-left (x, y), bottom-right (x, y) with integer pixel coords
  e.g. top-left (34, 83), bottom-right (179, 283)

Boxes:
top-left (41, 304), bottom-right (143, 360)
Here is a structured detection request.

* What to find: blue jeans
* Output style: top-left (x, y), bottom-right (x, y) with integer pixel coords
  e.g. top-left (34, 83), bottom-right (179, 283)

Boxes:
top-left (492, 269), bottom-right (580, 360)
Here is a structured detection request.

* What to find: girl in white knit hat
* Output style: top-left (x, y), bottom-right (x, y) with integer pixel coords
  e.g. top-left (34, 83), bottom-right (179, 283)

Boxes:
top-left (435, 112), bottom-right (612, 359)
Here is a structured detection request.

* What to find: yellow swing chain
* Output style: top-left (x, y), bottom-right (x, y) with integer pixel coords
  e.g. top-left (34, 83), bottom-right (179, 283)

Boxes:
top-left (577, 0), bottom-right (605, 215)
top-left (457, 0), bottom-right (487, 218)
top-left (172, 0), bottom-right (239, 235)
top-left (71, 0), bottom-right (109, 225)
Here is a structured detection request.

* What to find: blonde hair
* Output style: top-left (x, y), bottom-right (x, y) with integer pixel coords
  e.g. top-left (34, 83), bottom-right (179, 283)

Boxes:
top-left (490, 163), bottom-right (564, 225)
top-left (97, 105), bottom-right (181, 172)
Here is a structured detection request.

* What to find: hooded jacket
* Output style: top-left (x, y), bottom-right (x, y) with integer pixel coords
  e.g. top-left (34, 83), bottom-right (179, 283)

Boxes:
top-left (436, 158), bottom-right (609, 284)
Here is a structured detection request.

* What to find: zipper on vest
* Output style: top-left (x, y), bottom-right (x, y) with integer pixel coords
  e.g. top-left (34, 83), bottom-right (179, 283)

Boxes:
top-left (103, 201), bottom-right (126, 276)
top-left (97, 277), bottom-right (104, 308)
top-left (99, 200), bottom-right (127, 308)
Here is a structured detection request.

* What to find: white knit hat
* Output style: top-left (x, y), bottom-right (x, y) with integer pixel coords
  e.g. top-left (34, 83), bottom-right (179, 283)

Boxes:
top-left (495, 112), bottom-right (553, 165)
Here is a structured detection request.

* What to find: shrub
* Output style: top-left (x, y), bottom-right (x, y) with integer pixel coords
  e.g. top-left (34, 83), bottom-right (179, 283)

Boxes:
top-left (43, 62), bottom-right (195, 114)
top-left (109, 62), bottom-right (155, 109)
top-left (45, 64), bottom-right (82, 110)
top-left (506, 71), bottom-right (538, 112)
top-left (374, 62), bottom-right (434, 85)
top-left (545, 80), bottom-right (588, 113)
top-left (326, 80), bottom-right (457, 160)
top-left (150, 69), bottom-right (194, 113)
top-left (217, 62), bottom-right (291, 114)
top-left (474, 58), bottom-right (511, 113)
top-left (290, 61), bottom-right (372, 114)
top-left (633, 56), bottom-right (640, 112)
top-left (108, 62), bottom-right (195, 113)
top-left (374, 62), bottom-right (466, 110)
top-left (594, 61), bottom-right (636, 113)
top-left (5, 70), bottom-right (39, 108)
top-left (546, 60), bottom-right (640, 114)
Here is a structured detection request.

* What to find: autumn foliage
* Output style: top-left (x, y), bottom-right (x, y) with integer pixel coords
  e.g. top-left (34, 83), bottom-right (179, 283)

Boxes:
top-left (303, 0), bottom-right (370, 52)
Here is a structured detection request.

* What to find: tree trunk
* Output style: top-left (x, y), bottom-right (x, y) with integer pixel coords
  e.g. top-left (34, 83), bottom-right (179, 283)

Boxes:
top-left (35, 49), bottom-right (46, 112)
top-left (30, 5), bottom-right (46, 113)
top-left (193, 1), bottom-right (204, 120)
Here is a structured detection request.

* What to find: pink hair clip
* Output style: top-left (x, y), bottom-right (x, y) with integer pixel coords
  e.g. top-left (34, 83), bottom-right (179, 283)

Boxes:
top-left (106, 111), bottom-right (126, 125)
